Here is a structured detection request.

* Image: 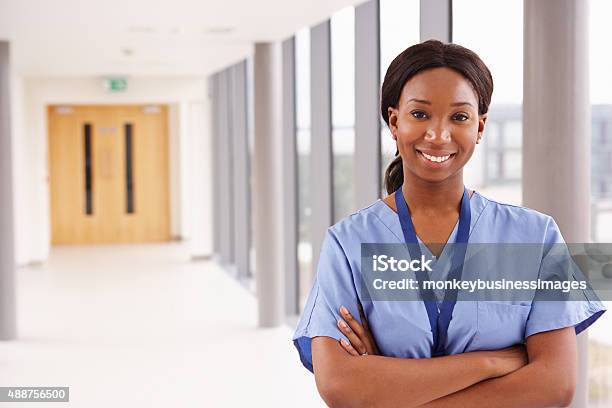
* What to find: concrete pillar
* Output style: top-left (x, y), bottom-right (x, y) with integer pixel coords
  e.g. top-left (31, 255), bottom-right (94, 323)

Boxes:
top-left (253, 42), bottom-right (283, 327)
top-left (420, 0), bottom-right (452, 43)
top-left (0, 41), bottom-right (16, 340)
top-left (523, 1), bottom-right (590, 406)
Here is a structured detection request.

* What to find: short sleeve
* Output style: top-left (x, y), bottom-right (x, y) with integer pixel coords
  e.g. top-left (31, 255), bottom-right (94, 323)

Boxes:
top-left (291, 228), bottom-right (362, 373)
top-left (525, 217), bottom-right (607, 338)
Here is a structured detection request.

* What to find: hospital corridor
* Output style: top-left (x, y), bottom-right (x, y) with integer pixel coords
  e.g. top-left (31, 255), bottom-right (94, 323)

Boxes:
top-left (0, 243), bottom-right (322, 406)
top-left (1, 0), bottom-right (612, 407)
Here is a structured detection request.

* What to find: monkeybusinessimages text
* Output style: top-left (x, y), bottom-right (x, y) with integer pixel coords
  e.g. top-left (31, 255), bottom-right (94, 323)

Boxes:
top-left (371, 254), bottom-right (587, 293)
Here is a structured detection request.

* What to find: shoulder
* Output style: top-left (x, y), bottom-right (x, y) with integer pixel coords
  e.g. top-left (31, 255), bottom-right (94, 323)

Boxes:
top-left (326, 199), bottom-right (393, 243)
top-left (476, 191), bottom-right (552, 220)
top-left (473, 191), bottom-right (559, 241)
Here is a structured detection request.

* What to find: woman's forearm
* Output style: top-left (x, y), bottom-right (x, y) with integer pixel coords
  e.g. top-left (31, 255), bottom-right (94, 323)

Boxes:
top-left (312, 337), bottom-right (521, 408)
top-left (417, 328), bottom-right (577, 408)
top-left (416, 360), bottom-right (574, 408)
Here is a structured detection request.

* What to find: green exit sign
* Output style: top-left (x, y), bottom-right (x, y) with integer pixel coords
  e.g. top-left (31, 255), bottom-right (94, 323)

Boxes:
top-left (103, 78), bottom-right (128, 92)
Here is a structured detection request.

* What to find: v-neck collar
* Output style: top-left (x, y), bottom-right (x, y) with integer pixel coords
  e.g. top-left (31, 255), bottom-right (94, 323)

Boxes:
top-left (418, 220), bottom-right (459, 265)
top-left (372, 190), bottom-right (488, 247)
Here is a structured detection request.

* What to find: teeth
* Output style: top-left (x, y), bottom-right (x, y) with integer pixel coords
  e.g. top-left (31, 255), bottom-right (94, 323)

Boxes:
top-left (421, 151), bottom-right (451, 163)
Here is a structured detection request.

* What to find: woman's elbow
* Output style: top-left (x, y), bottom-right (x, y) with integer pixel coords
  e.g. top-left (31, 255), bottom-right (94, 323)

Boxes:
top-left (541, 368), bottom-right (576, 408)
top-left (315, 375), bottom-right (348, 408)
top-left (555, 381), bottom-right (576, 407)
top-left (312, 337), bottom-right (370, 408)
top-left (314, 372), bottom-right (369, 408)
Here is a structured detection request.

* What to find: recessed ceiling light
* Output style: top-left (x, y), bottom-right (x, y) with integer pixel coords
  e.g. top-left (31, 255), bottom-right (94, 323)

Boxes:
top-left (128, 26), bottom-right (156, 34)
top-left (204, 27), bottom-right (234, 34)
top-left (122, 48), bottom-right (134, 57)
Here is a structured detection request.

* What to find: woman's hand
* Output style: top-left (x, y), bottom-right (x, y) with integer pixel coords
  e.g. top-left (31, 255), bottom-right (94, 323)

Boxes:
top-left (485, 344), bottom-right (529, 378)
top-left (336, 304), bottom-right (380, 356)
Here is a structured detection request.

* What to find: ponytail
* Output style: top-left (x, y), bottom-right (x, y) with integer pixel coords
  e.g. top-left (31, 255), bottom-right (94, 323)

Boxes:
top-left (384, 150), bottom-right (403, 195)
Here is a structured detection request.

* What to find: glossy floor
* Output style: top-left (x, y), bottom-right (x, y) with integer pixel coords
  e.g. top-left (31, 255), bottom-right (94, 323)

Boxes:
top-left (0, 243), bottom-right (323, 407)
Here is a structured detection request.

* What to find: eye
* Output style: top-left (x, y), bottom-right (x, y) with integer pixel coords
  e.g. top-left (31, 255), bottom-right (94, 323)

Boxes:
top-left (452, 112), bottom-right (469, 122)
top-left (410, 110), bottom-right (428, 119)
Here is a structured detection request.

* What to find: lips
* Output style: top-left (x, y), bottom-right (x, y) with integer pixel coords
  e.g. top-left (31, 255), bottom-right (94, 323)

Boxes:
top-left (415, 148), bottom-right (456, 165)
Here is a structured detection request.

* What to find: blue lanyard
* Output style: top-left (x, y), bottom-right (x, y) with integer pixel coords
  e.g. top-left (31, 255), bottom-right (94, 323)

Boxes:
top-left (394, 186), bottom-right (471, 357)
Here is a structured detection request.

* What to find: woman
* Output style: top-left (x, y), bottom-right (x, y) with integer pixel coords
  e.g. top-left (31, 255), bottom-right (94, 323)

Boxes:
top-left (292, 40), bottom-right (606, 407)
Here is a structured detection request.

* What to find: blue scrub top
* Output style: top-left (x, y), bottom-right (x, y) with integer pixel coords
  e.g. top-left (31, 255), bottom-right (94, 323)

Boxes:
top-left (292, 191), bottom-right (607, 373)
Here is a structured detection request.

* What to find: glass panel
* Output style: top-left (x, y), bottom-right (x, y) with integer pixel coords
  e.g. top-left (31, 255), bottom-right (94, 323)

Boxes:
top-left (380, 124), bottom-right (397, 195)
top-left (454, 0), bottom-right (523, 203)
top-left (296, 128), bottom-right (312, 242)
top-left (331, 6), bottom-right (356, 221)
top-left (332, 128), bottom-right (355, 221)
top-left (501, 151), bottom-right (521, 180)
top-left (295, 29), bottom-right (311, 130)
top-left (589, 1), bottom-right (612, 404)
top-left (486, 152), bottom-right (500, 181)
top-left (502, 120), bottom-right (522, 149)
top-left (379, 0), bottom-right (420, 86)
top-left (84, 123), bottom-right (93, 215)
top-left (246, 56), bottom-right (256, 278)
top-left (295, 28), bottom-right (313, 311)
top-left (478, 122), bottom-right (499, 186)
top-left (379, 0), bottom-right (420, 196)
top-left (297, 129), bottom-right (312, 311)
top-left (124, 123), bottom-right (134, 214)
top-left (484, 121), bottom-right (500, 149)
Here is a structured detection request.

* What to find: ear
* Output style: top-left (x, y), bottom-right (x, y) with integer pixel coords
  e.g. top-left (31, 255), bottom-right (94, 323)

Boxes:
top-left (388, 107), bottom-right (399, 139)
top-left (477, 113), bottom-right (488, 143)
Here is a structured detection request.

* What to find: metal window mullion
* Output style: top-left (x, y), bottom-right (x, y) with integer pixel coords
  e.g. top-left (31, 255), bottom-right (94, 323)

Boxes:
top-left (209, 74), bottom-right (221, 257)
top-left (282, 37), bottom-right (299, 316)
top-left (355, 0), bottom-right (381, 206)
top-left (231, 61), bottom-right (250, 280)
top-left (420, 0), bottom-right (452, 42)
top-left (310, 20), bottom-right (333, 277)
top-left (217, 70), bottom-right (232, 264)
top-left (225, 68), bottom-right (235, 266)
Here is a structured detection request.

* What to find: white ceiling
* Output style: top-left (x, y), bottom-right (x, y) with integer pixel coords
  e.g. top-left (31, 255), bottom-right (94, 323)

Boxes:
top-left (0, 0), bottom-right (365, 77)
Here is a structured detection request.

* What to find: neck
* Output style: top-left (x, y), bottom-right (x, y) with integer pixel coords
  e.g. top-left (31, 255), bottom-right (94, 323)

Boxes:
top-left (401, 170), bottom-right (465, 214)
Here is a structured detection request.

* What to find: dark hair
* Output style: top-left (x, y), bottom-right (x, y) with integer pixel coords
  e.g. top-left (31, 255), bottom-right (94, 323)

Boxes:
top-left (381, 40), bottom-right (494, 194)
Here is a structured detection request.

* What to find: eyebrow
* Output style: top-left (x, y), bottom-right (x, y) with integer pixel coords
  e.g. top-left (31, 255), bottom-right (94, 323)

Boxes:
top-left (407, 98), bottom-right (475, 108)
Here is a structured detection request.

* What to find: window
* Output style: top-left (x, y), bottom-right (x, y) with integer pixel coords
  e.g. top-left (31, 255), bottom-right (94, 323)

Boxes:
top-left (379, 0), bottom-right (420, 196)
top-left (590, 0), bottom-right (612, 243)
top-left (83, 123), bottom-right (93, 215)
top-left (331, 6), bottom-right (356, 221)
top-left (453, 0), bottom-right (523, 205)
top-left (246, 56), bottom-right (256, 280)
top-left (295, 28), bottom-right (313, 310)
top-left (588, 1), bottom-right (612, 405)
top-left (124, 123), bottom-right (134, 214)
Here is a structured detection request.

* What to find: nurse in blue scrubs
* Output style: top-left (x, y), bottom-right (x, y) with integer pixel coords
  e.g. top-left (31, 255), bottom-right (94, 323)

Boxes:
top-left (292, 40), bottom-right (606, 408)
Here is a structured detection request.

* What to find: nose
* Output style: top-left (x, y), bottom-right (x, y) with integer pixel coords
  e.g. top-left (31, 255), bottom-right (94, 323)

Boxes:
top-left (424, 128), bottom-right (452, 143)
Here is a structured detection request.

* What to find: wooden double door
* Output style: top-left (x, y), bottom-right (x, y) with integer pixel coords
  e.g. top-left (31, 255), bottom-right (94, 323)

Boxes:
top-left (48, 105), bottom-right (170, 244)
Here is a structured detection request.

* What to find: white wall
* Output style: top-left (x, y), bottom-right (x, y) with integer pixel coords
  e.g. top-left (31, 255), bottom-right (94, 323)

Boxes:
top-left (188, 101), bottom-right (213, 257)
top-left (10, 75), bottom-right (32, 266)
top-left (168, 103), bottom-right (183, 239)
top-left (13, 76), bottom-right (213, 264)
top-left (0, 3), bottom-right (10, 41)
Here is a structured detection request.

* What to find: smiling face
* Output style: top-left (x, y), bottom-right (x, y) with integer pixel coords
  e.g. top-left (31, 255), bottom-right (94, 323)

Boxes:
top-left (387, 67), bottom-right (487, 184)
